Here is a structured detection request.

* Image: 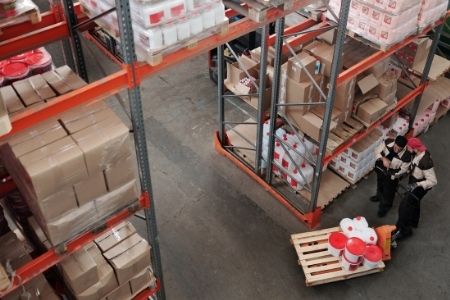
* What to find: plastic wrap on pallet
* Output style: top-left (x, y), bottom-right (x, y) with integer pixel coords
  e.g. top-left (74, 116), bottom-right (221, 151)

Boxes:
top-left (418, 0), bottom-right (448, 29)
top-left (0, 0), bottom-right (39, 27)
top-left (0, 106), bottom-right (140, 246)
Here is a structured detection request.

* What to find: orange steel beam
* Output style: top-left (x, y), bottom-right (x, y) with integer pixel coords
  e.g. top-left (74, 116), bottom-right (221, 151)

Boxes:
top-left (268, 18), bottom-right (317, 45)
top-left (323, 83), bottom-right (427, 165)
top-left (0, 194), bottom-right (148, 297)
top-left (214, 131), bottom-right (322, 228)
top-left (337, 14), bottom-right (450, 86)
top-left (0, 22), bottom-right (69, 60)
top-left (83, 31), bottom-right (125, 66)
top-left (0, 69), bottom-right (128, 140)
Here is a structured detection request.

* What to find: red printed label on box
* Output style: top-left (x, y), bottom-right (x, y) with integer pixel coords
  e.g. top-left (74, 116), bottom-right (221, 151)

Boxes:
top-left (171, 4), bottom-right (185, 17)
top-left (149, 11), bottom-right (164, 24)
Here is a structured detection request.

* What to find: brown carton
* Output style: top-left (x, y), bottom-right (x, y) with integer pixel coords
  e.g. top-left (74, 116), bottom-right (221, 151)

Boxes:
top-left (0, 85), bottom-right (25, 113)
top-left (28, 74), bottom-right (56, 100)
top-left (335, 77), bottom-right (356, 121)
top-left (42, 70), bottom-right (72, 95)
top-left (285, 78), bottom-right (312, 114)
top-left (376, 74), bottom-right (397, 99)
top-left (95, 221), bottom-right (137, 253)
top-left (94, 180), bottom-right (139, 220)
top-left (74, 172), bottom-right (108, 206)
top-left (103, 233), bottom-right (151, 285)
top-left (129, 269), bottom-right (154, 296)
top-left (304, 41), bottom-right (342, 76)
top-left (37, 186), bottom-right (78, 222)
top-left (62, 107), bottom-right (117, 134)
top-left (55, 65), bottom-right (87, 90)
top-left (59, 101), bottom-right (107, 125)
top-left (369, 58), bottom-right (390, 78)
top-left (287, 52), bottom-right (317, 82)
top-left (18, 136), bottom-right (88, 200)
top-left (225, 55), bottom-right (258, 86)
top-left (61, 248), bottom-right (99, 295)
top-left (356, 98), bottom-right (388, 125)
top-left (318, 28), bottom-right (337, 45)
top-left (10, 124), bottom-right (67, 157)
top-left (72, 117), bottom-right (131, 175)
top-left (357, 74), bottom-right (379, 95)
top-left (104, 156), bottom-right (137, 191)
top-left (105, 282), bottom-right (132, 300)
top-left (12, 79), bottom-right (42, 106)
top-left (290, 112), bottom-right (336, 141)
top-left (6, 118), bottom-right (60, 147)
top-left (311, 106), bottom-right (343, 125)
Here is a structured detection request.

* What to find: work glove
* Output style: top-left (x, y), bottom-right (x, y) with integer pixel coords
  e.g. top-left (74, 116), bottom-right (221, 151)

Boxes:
top-left (390, 175), bottom-right (397, 181)
top-left (407, 183), bottom-right (418, 192)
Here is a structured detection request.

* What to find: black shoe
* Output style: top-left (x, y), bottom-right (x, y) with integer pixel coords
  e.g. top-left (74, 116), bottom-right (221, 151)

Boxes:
top-left (370, 196), bottom-right (380, 202)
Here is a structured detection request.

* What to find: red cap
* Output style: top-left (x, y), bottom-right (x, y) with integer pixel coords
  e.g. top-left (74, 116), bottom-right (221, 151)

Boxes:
top-left (2, 62), bottom-right (29, 78)
top-left (345, 238), bottom-right (366, 256)
top-left (407, 137), bottom-right (427, 152)
top-left (329, 232), bottom-right (347, 249)
top-left (364, 245), bottom-right (382, 262)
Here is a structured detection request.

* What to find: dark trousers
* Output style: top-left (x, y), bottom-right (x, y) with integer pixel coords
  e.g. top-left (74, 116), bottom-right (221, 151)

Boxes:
top-left (396, 187), bottom-right (428, 235)
top-left (375, 163), bottom-right (398, 214)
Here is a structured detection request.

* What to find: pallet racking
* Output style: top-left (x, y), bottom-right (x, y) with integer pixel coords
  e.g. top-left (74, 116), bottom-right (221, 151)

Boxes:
top-left (215, 0), bottom-right (450, 228)
top-left (0, 0), bottom-right (316, 298)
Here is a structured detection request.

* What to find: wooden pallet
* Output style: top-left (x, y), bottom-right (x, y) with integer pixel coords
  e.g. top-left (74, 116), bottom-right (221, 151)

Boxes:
top-left (290, 227), bottom-right (385, 286)
top-left (326, 118), bottom-right (364, 154)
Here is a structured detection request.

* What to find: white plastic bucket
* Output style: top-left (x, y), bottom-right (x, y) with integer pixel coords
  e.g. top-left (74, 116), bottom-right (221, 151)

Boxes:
top-left (341, 253), bottom-right (361, 271)
top-left (353, 216), bottom-right (369, 230)
top-left (328, 232), bottom-right (347, 257)
top-left (344, 237), bottom-right (366, 263)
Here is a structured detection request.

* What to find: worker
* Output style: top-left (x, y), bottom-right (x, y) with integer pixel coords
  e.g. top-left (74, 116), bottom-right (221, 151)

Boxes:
top-left (394, 138), bottom-right (437, 240)
top-left (371, 135), bottom-right (411, 217)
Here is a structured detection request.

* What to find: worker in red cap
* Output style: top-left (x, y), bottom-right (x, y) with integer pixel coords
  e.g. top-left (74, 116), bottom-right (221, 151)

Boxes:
top-left (394, 137), bottom-right (437, 240)
top-left (371, 135), bottom-right (411, 217)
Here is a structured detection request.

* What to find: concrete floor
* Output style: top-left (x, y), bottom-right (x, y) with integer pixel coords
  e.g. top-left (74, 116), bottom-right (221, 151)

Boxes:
top-left (44, 35), bottom-right (450, 299)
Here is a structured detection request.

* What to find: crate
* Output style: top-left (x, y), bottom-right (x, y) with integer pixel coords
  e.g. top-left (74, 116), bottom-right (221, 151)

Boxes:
top-left (290, 227), bottom-right (385, 286)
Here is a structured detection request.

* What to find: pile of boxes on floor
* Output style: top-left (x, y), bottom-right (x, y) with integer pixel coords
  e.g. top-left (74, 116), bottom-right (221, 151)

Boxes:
top-left (0, 102), bottom-right (139, 246)
top-left (261, 121), bottom-right (319, 191)
top-left (80, 0), bottom-right (227, 59)
top-left (0, 232), bottom-right (59, 299)
top-left (328, 216), bottom-right (383, 271)
top-left (329, 127), bottom-right (383, 184)
top-left (60, 221), bottom-right (155, 300)
top-left (327, 0), bottom-right (448, 47)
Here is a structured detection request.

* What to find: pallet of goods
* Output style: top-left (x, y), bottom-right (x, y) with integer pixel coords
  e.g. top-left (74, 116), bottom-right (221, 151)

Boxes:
top-left (0, 0), bottom-right (40, 28)
top-left (0, 103), bottom-right (139, 246)
top-left (290, 216), bottom-right (385, 286)
top-left (80, 0), bottom-right (229, 66)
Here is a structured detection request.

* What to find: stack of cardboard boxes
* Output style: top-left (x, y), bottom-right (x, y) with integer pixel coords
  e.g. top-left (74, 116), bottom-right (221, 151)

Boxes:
top-left (329, 128), bottom-right (383, 184)
top-left (0, 232), bottom-right (59, 299)
top-left (60, 221), bottom-right (156, 300)
top-left (0, 103), bottom-right (139, 245)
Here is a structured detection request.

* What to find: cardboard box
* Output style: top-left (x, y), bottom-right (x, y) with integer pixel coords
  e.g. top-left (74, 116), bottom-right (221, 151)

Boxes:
top-left (335, 77), bottom-right (356, 120)
top-left (103, 233), bottom-right (151, 285)
top-left (318, 28), bottom-right (337, 45)
top-left (304, 41), bottom-right (342, 76)
top-left (59, 102), bottom-right (107, 125)
top-left (28, 74), bottom-right (56, 100)
top-left (103, 155), bottom-right (136, 192)
top-left (250, 46), bottom-right (289, 66)
top-left (225, 55), bottom-right (258, 85)
top-left (6, 118), bottom-right (60, 147)
top-left (289, 112), bottom-right (336, 141)
top-left (357, 74), bottom-right (379, 94)
top-left (311, 106), bottom-right (343, 125)
top-left (61, 106), bottom-right (117, 134)
top-left (95, 221), bottom-right (137, 253)
top-left (55, 65), bottom-right (88, 90)
top-left (369, 58), bottom-right (390, 78)
top-left (12, 79), bottom-right (42, 106)
top-left (60, 248), bottom-right (99, 294)
top-left (105, 282), bottom-right (132, 300)
top-left (287, 52), bottom-right (317, 82)
top-left (37, 186), bottom-right (78, 222)
top-left (74, 172), bottom-right (108, 206)
top-left (18, 136), bottom-right (88, 200)
top-left (42, 70), bottom-right (73, 95)
top-left (72, 117), bottom-right (131, 175)
top-left (10, 124), bottom-right (67, 157)
top-left (0, 85), bottom-right (25, 113)
top-left (376, 74), bottom-right (397, 99)
top-left (94, 180), bottom-right (139, 219)
top-left (86, 243), bottom-right (119, 297)
top-left (129, 269), bottom-right (154, 295)
top-left (356, 98), bottom-right (388, 125)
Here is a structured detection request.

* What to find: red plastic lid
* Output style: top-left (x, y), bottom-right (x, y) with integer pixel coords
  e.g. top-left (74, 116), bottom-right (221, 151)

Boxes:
top-left (364, 245), bottom-right (382, 262)
top-left (2, 62), bottom-right (29, 78)
top-left (0, 60), bottom-right (9, 70)
top-left (9, 53), bottom-right (28, 62)
top-left (329, 232), bottom-right (347, 249)
top-left (345, 238), bottom-right (366, 256)
top-left (25, 50), bottom-right (51, 66)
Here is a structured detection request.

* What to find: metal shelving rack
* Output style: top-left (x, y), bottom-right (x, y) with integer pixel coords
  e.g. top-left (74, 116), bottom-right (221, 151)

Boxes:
top-left (0, 0), bottom-right (315, 298)
top-left (215, 1), bottom-right (450, 228)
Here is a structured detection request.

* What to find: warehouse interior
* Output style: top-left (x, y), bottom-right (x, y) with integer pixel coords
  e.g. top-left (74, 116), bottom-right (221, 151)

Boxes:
top-left (1, 0), bottom-right (450, 299)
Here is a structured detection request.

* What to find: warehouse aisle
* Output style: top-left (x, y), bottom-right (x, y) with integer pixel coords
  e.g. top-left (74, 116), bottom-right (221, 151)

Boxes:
top-left (56, 40), bottom-right (450, 298)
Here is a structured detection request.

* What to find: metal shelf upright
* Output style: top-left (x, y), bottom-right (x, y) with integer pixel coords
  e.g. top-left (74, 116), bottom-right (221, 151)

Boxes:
top-left (215, 1), bottom-right (450, 228)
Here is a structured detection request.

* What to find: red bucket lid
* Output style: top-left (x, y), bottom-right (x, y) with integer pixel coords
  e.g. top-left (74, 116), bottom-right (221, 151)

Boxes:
top-left (364, 245), bottom-right (382, 262)
top-left (2, 62), bottom-right (29, 78)
top-left (25, 50), bottom-right (51, 66)
top-left (329, 232), bottom-right (347, 249)
top-left (345, 237), bottom-right (366, 256)
top-left (9, 53), bottom-right (28, 62)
